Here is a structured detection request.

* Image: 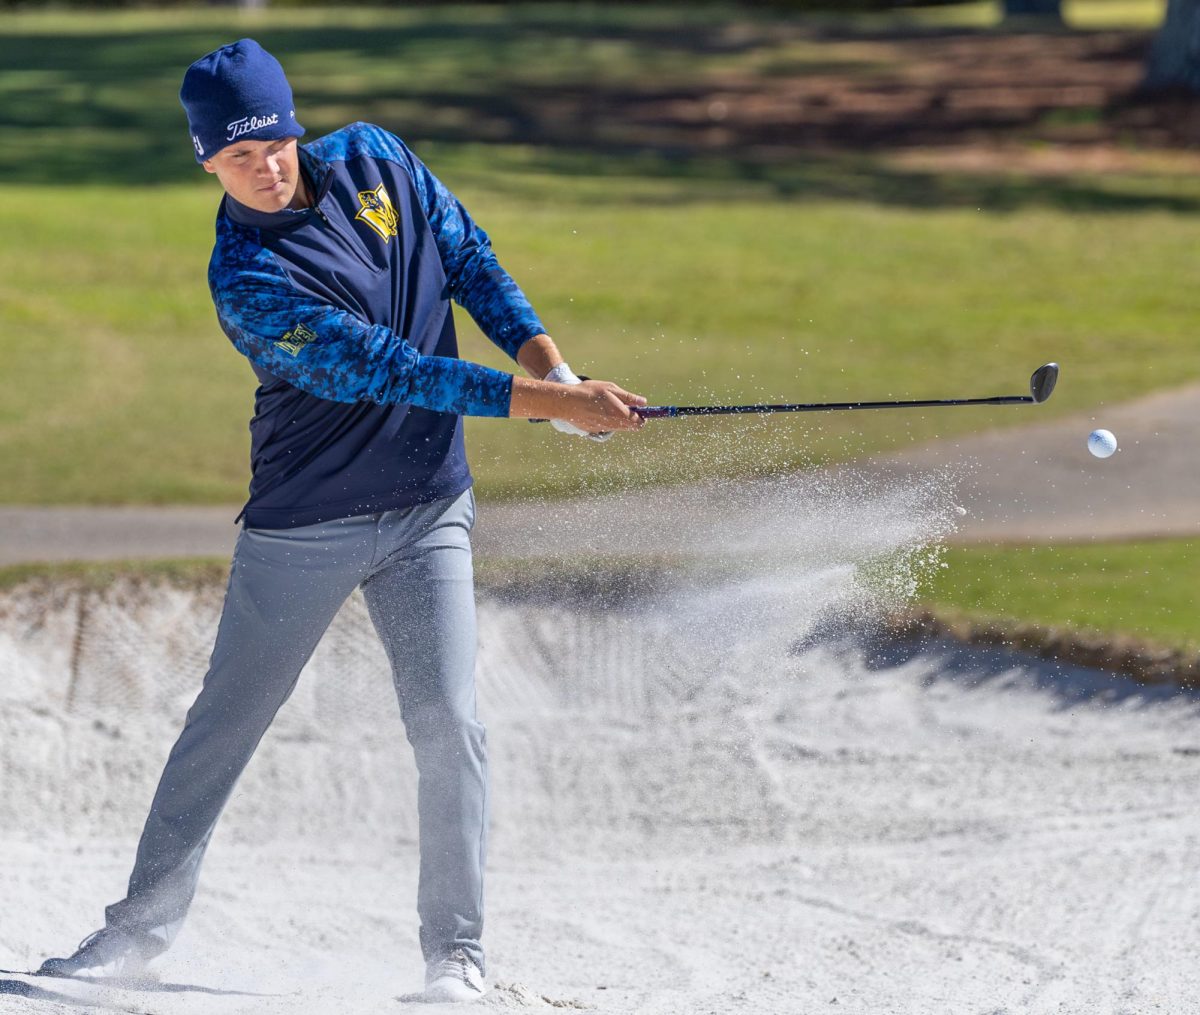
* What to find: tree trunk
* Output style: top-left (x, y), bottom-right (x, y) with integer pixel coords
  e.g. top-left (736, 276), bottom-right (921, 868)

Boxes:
top-left (1003, 0), bottom-right (1063, 22)
top-left (1144, 0), bottom-right (1200, 93)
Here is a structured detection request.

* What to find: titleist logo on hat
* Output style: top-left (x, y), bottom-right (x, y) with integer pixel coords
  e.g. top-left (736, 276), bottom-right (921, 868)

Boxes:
top-left (226, 112), bottom-right (281, 141)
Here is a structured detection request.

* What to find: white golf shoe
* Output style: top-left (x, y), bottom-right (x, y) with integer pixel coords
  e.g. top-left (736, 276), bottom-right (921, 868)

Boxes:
top-left (424, 948), bottom-right (486, 1003)
top-left (37, 928), bottom-right (155, 981)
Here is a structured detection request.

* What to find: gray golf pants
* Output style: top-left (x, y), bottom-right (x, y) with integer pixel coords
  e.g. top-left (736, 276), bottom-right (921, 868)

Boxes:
top-left (103, 489), bottom-right (487, 972)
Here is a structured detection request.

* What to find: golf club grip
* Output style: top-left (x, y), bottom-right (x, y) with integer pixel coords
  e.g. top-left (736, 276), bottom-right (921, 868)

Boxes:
top-left (528, 405), bottom-right (669, 424)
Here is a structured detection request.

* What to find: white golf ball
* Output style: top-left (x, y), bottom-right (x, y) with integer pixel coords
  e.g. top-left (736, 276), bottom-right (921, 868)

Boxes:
top-left (1087, 429), bottom-right (1117, 459)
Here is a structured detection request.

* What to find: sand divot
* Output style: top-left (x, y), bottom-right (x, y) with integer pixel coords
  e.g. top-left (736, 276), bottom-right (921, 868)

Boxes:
top-left (484, 983), bottom-right (590, 1009)
top-left (392, 982), bottom-right (587, 1009)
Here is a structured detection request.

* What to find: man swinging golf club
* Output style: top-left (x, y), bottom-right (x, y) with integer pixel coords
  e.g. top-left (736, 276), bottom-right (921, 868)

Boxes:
top-left (37, 38), bottom-right (644, 1003)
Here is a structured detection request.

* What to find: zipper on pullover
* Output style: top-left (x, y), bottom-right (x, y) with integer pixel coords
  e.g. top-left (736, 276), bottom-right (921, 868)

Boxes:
top-left (312, 202), bottom-right (385, 275)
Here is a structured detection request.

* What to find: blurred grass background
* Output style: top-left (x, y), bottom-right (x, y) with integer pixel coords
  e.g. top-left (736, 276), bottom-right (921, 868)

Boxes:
top-left (924, 540), bottom-right (1200, 652)
top-left (3, 178), bottom-right (1196, 502)
top-left (0, 1), bottom-right (1195, 651)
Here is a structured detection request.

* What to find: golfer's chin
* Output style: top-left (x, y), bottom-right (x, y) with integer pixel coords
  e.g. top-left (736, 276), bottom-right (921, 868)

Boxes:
top-left (242, 179), bottom-right (298, 213)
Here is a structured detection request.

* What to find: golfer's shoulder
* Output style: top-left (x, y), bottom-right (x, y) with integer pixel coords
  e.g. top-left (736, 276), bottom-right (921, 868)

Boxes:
top-left (208, 211), bottom-right (285, 302)
top-left (307, 121), bottom-right (418, 170)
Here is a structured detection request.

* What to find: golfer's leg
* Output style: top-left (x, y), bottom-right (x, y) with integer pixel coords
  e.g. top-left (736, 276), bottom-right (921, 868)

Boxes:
top-left (361, 492), bottom-right (486, 974)
top-left (104, 520), bottom-right (371, 949)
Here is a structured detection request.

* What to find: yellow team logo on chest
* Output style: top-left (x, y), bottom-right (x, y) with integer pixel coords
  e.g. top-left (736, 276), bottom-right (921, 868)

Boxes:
top-left (355, 182), bottom-right (399, 241)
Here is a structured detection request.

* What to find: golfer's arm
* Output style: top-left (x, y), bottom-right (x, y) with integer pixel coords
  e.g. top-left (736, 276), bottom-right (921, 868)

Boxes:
top-left (508, 374), bottom-right (569, 420)
top-left (515, 333), bottom-right (563, 380)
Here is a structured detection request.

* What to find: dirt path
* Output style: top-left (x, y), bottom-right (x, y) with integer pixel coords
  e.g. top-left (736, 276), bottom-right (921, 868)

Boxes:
top-left (864, 379), bottom-right (1200, 544)
top-left (1, 383), bottom-right (1196, 568)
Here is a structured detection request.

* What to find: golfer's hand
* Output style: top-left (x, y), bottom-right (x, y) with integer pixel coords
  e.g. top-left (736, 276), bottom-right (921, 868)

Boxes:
top-left (537, 362), bottom-right (610, 441)
top-left (510, 374), bottom-right (647, 438)
top-left (539, 361), bottom-right (642, 441)
top-left (559, 380), bottom-right (647, 437)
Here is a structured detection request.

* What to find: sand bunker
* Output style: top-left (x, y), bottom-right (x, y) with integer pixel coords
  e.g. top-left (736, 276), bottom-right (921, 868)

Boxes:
top-left (2, 475), bottom-right (1197, 1012)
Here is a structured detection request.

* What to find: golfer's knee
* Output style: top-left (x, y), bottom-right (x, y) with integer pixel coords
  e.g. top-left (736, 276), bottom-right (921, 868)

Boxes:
top-left (403, 695), bottom-right (483, 748)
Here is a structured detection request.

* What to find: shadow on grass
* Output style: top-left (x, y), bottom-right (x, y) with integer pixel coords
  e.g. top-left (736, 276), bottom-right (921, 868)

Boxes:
top-left (457, 145), bottom-right (1200, 212)
top-left (863, 634), bottom-right (1200, 711)
top-left (1, 15), bottom-right (1195, 212)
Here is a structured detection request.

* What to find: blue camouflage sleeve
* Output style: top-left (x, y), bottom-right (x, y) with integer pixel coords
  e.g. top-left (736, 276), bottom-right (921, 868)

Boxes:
top-left (396, 141), bottom-right (547, 360)
top-left (210, 249), bottom-right (514, 417)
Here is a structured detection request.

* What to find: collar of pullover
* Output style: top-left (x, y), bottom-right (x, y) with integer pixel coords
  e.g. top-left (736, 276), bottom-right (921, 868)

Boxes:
top-left (223, 146), bottom-right (333, 232)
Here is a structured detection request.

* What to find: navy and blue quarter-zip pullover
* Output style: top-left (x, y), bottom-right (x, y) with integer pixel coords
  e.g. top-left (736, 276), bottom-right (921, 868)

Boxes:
top-left (208, 121), bottom-right (545, 528)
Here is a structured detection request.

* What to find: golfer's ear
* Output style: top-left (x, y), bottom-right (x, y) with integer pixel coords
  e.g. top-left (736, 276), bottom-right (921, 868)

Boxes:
top-left (202, 159), bottom-right (217, 174)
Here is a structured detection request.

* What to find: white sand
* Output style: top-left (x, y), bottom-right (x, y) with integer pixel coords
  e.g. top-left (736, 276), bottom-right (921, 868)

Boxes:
top-left (2, 477), bottom-right (1198, 1013)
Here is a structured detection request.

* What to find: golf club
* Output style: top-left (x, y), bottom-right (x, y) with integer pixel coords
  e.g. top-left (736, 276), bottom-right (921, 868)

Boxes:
top-left (531, 362), bottom-right (1058, 423)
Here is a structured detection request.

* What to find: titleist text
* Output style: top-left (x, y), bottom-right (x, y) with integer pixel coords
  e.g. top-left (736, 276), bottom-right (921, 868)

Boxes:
top-left (226, 113), bottom-right (281, 141)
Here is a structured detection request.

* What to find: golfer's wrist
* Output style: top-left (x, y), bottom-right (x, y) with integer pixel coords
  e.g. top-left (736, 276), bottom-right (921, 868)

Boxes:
top-left (542, 362), bottom-right (581, 385)
top-left (515, 333), bottom-right (563, 379)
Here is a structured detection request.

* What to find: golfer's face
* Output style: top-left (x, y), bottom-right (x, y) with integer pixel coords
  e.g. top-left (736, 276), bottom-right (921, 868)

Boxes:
top-left (204, 137), bottom-right (303, 213)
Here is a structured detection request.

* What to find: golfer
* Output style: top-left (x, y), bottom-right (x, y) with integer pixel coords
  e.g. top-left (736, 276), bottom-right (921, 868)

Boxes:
top-left (38, 38), bottom-right (644, 1003)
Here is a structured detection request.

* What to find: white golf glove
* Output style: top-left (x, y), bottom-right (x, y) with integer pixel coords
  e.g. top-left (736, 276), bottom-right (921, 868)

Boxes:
top-left (543, 362), bottom-right (613, 443)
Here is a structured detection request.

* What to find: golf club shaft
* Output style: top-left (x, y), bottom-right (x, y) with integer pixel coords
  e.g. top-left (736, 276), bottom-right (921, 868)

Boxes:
top-left (529, 363), bottom-right (1057, 423)
top-left (636, 393), bottom-right (1034, 418)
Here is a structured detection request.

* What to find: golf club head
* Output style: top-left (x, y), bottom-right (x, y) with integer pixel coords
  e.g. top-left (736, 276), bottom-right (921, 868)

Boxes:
top-left (1029, 362), bottom-right (1059, 404)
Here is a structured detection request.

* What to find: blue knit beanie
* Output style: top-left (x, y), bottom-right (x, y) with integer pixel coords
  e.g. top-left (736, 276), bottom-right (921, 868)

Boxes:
top-left (180, 38), bottom-right (304, 164)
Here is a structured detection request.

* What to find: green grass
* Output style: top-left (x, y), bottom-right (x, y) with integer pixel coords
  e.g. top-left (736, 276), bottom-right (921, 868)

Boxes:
top-left (0, 2), bottom-right (1192, 506)
top-left (0, 3), bottom-right (1170, 186)
top-left (1064, 0), bottom-right (1166, 29)
top-left (920, 539), bottom-right (1200, 652)
top-left (0, 557), bottom-right (229, 594)
top-left (0, 3), bottom-right (1188, 654)
top-left (2, 169), bottom-right (1197, 503)
top-left (796, 0), bottom-right (1165, 29)
top-left (0, 4), bottom-right (892, 185)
